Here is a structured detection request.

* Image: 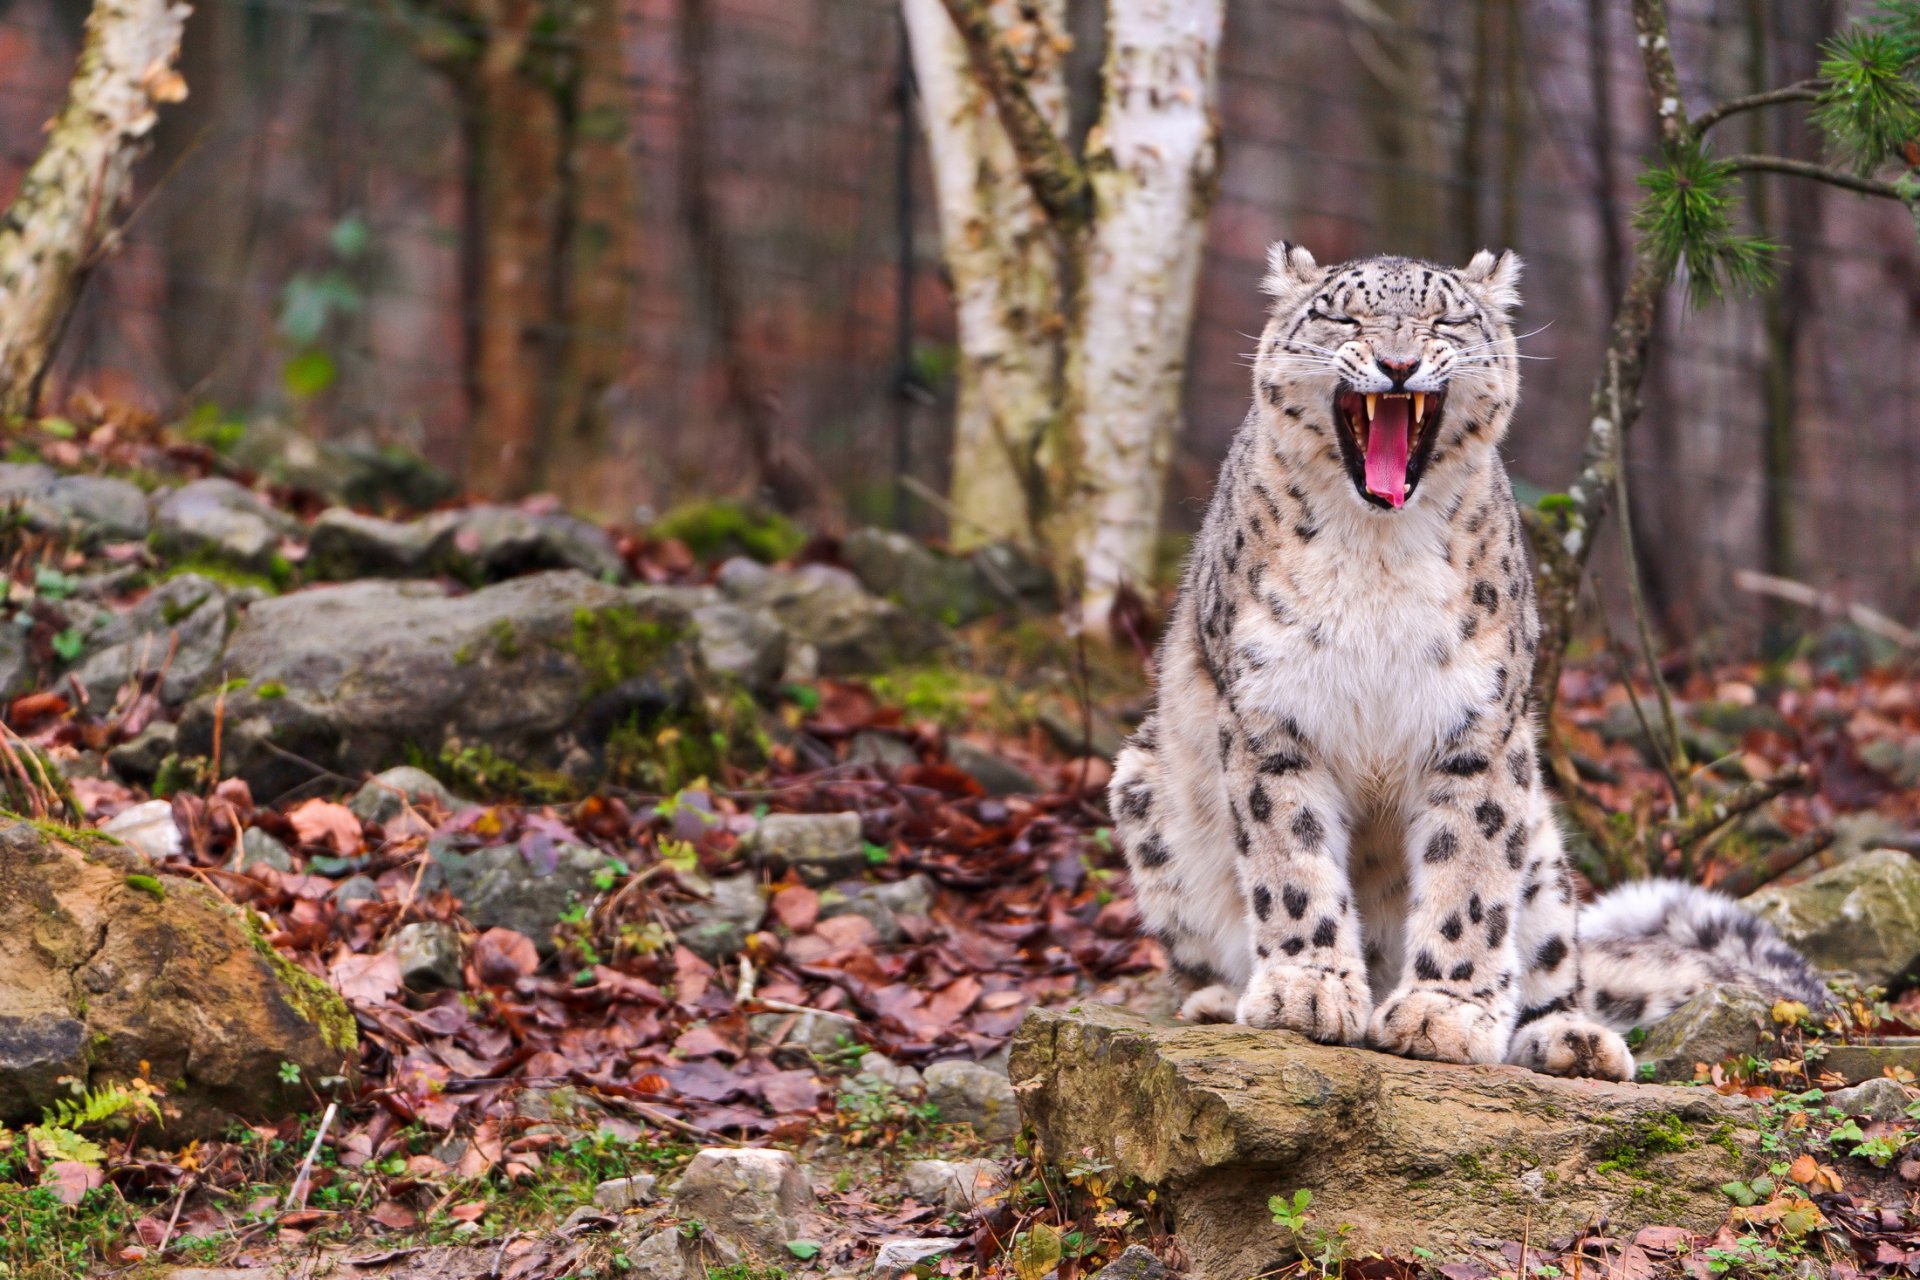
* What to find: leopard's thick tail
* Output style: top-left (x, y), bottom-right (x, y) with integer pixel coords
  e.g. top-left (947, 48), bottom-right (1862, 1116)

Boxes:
top-left (1577, 879), bottom-right (1829, 1032)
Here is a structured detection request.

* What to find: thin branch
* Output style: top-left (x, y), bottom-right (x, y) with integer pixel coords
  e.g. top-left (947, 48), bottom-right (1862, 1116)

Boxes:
top-left (1644, 764), bottom-right (1810, 868)
top-left (1733, 569), bottom-right (1920, 648)
top-left (935, 0), bottom-right (1091, 232)
top-left (1723, 154), bottom-right (1916, 200)
top-left (1709, 826), bottom-right (1834, 900)
top-left (1694, 80), bottom-right (1823, 135)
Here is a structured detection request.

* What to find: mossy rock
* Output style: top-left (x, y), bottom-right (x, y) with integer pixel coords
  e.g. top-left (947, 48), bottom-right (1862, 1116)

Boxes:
top-left (651, 499), bottom-right (805, 565)
top-left (1011, 1003), bottom-right (1761, 1274)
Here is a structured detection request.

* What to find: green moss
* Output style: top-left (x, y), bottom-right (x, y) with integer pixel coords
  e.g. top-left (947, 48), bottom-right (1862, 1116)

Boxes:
top-left (160, 559), bottom-right (283, 596)
top-left (215, 676), bottom-right (250, 695)
top-left (649, 499), bottom-right (805, 564)
top-left (568, 605), bottom-right (687, 696)
top-left (10, 813), bottom-right (121, 850)
top-left (1595, 1111), bottom-right (1694, 1176)
top-left (123, 874), bottom-right (166, 901)
top-left (490, 617), bottom-right (522, 661)
top-left (240, 905), bottom-right (357, 1053)
top-left (603, 684), bottom-right (767, 793)
top-left (150, 753), bottom-right (209, 799)
top-left (414, 741), bottom-right (576, 804)
top-left (254, 680), bottom-right (287, 699)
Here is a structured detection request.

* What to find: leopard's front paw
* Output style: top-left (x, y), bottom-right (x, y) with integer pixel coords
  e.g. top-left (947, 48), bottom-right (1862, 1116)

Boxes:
top-left (1507, 1013), bottom-right (1634, 1081)
top-left (1368, 987), bottom-right (1505, 1064)
top-left (1235, 962), bottom-right (1371, 1045)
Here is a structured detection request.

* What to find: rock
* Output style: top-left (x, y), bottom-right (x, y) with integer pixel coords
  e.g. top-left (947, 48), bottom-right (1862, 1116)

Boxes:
top-left (716, 558), bottom-right (942, 674)
top-left (1813, 1040), bottom-right (1920, 1083)
top-left (947, 739), bottom-right (1040, 797)
top-left (0, 820), bottom-right (356, 1136)
top-left (330, 875), bottom-right (381, 909)
top-left (749, 1007), bottom-right (864, 1057)
top-left (849, 730), bottom-right (919, 771)
top-left (433, 841), bottom-right (610, 954)
top-left (820, 875), bottom-right (934, 945)
top-left (428, 504), bottom-right (625, 584)
top-left (592, 1172), bottom-right (658, 1210)
top-left (29, 475), bottom-right (150, 545)
top-left (1089, 1244), bottom-right (1175, 1280)
top-left (306, 508), bottom-right (437, 580)
top-left (151, 478), bottom-right (297, 574)
top-left (620, 1226), bottom-right (744, 1280)
top-left (669, 1147), bottom-right (813, 1258)
top-left (741, 812), bottom-right (867, 886)
top-left (841, 528), bottom-right (994, 626)
top-left (923, 1058), bottom-right (1019, 1140)
top-left (230, 420), bottom-right (454, 510)
top-left (678, 874), bottom-right (765, 962)
top-left (70, 574), bottom-right (255, 708)
top-left (971, 540), bottom-right (1056, 608)
top-left (1012, 1003), bottom-right (1760, 1273)
top-left (1038, 706), bottom-right (1127, 761)
top-left (691, 600), bottom-right (787, 691)
top-left (101, 799), bottom-right (182, 861)
top-left (228, 827), bottom-right (293, 874)
top-left (1633, 985), bottom-right (1780, 1083)
top-left (872, 1238), bottom-right (959, 1275)
top-left (1743, 847), bottom-right (1920, 987)
top-left (174, 572), bottom-right (718, 798)
top-left (1861, 737), bottom-right (1920, 789)
top-left (106, 721), bottom-right (179, 784)
top-left (857, 1052), bottom-right (923, 1093)
top-left (350, 765), bottom-right (458, 824)
top-left (0, 623), bottom-right (29, 698)
top-left (1832, 811), bottom-right (1905, 862)
top-left (901, 1158), bottom-right (1007, 1211)
top-left (1825, 1076), bottom-right (1917, 1122)
top-left (386, 922), bottom-right (463, 989)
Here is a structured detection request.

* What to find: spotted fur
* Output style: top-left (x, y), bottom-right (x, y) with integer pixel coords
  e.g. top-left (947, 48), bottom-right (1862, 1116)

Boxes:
top-left (1111, 247), bottom-right (1821, 1081)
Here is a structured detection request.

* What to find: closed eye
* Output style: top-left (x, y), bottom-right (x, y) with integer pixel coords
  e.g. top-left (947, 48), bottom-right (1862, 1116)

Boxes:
top-left (1435, 314), bottom-right (1479, 328)
top-left (1309, 309), bottom-right (1359, 326)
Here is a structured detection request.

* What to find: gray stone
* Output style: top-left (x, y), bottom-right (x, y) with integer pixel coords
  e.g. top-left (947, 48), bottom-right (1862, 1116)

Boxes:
top-left (350, 765), bottom-right (459, 824)
top-left (923, 1058), bottom-right (1019, 1140)
top-left (947, 739), bottom-right (1040, 796)
top-left (0, 623), bottom-right (29, 699)
top-left (749, 1007), bottom-right (863, 1057)
top-left (741, 812), bottom-right (867, 886)
top-left (0, 462), bottom-right (56, 497)
top-left (173, 572), bottom-right (714, 798)
top-left (820, 875), bottom-right (934, 945)
top-left (1743, 847), bottom-right (1920, 987)
top-left (619, 1226), bottom-right (744, 1280)
top-left (106, 721), bottom-right (178, 784)
top-left (306, 508), bottom-right (436, 580)
top-left (591, 1172), bottom-right (658, 1210)
top-left (691, 600), bottom-right (787, 691)
top-left (228, 827), bottom-right (293, 874)
top-left (970, 540), bottom-right (1056, 607)
top-left (433, 841), bottom-right (609, 954)
top-left (70, 573), bottom-right (252, 708)
top-left (716, 558), bottom-right (942, 674)
top-left (427, 504), bottom-right (624, 583)
top-left (101, 799), bottom-right (182, 861)
top-left (856, 1052), bottom-right (923, 1093)
top-left (841, 527), bottom-right (994, 625)
top-left (900, 1158), bottom-right (1007, 1211)
top-left (330, 875), bottom-right (381, 909)
top-left (1825, 1076), bottom-right (1918, 1122)
top-left (669, 1147), bottom-right (812, 1258)
top-left (872, 1238), bottom-right (959, 1275)
top-left (1089, 1244), bottom-right (1174, 1280)
top-left (1633, 985), bottom-right (1779, 1083)
top-left (151, 478), bottom-right (296, 573)
top-left (386, 921), bottom-right (463, 989)
top-left (1832, 811), bottom-right (1905, 862)
top-left (1814, 1040), bottom-right (1920, 1083)
top-left (32, 475), bottom-right (150, 544)
top-left (1014, 1003), bottom-right (1760, 1276)
top-left (677, 873), bottom-right (764, 962)
top-left (1861, 737), bottom-right (1920, 789)
top-left (849, 731), bottom-right (918, 770)
top-left (1038, 706), bottom-right (1126, 761)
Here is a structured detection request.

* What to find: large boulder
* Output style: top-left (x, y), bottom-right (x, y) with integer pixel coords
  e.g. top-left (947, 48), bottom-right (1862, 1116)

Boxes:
top-left (1012, 1004), bottom-right (1760, 1274)
top-left (175, 572), bottom-right (728, 797)
top-left (715, 558), bottom-right (942, 674)
top-left (0, 820), bottom-right (356, 1137)
top-left (1743, 847), bottom-right (1920, 988)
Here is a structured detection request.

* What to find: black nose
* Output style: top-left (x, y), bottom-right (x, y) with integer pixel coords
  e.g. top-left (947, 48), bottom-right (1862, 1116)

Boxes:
top-left (1375, 356), bottom-right (1418, 388)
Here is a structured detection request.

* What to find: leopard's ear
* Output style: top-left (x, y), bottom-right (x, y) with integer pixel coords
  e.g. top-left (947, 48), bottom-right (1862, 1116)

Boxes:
top-left (1262, 241), bottom-right (1320, 297)
top-left (1460, 249), bottom-right (1523, 316)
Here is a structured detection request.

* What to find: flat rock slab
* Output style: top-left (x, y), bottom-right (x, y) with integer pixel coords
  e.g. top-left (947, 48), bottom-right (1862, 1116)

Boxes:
top-left (1011, 1004), bottom-right (1760, 1274)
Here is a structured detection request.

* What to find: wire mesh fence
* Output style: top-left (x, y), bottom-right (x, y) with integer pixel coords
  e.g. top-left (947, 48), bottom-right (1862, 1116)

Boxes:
top-left (0, 0), bottom-right (1914, 633)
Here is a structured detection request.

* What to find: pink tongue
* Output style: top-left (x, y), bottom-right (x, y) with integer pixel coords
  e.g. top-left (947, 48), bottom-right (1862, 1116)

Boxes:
top-left (1365, 397), bottom-right (1411, 508)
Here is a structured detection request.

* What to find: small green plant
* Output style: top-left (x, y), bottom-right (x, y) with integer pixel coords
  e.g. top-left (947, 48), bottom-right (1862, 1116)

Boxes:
top-left (1267, 1189), bottom-right (1351, 1277)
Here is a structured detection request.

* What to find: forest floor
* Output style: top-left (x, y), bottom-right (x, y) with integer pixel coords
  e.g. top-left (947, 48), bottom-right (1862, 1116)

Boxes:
top-left (3, 412), bottom-right (1920, 1280)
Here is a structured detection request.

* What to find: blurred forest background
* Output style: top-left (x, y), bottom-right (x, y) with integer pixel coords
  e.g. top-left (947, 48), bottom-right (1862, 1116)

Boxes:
top-left (2, 0), bottom-right (1916, 638)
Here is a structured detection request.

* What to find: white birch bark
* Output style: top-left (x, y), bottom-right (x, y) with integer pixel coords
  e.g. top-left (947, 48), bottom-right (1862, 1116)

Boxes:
top-left (0, 0), bottom-right (189, 415)
top-left (1065, 0), bottom-right (1224, 630)
top-left (903, 0), bottom-right (1067, 549)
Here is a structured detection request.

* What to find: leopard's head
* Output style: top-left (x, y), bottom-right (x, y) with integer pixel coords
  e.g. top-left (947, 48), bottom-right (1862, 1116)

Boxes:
top-left (1254, 246), bottom-right (1523, 512)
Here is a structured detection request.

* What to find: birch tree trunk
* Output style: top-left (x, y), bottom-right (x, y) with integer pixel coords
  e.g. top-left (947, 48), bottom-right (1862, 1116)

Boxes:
top-left (903, 0), bottom-right (1067, 550)
top-left (1061, 0), bottom-right (1223, 627)
top-left (0, 0), bottom-right (190, 415)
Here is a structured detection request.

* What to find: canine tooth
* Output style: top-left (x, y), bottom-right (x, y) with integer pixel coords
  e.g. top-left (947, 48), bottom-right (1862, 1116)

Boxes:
top-left (1414, 392), bottom-right (1426, 420)
top-left (1365, 393), bottom-right (1378, 420)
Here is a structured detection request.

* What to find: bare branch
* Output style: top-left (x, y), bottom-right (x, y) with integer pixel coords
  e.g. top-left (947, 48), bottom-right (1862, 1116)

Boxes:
top-left (1723, 153), bottom-right (1916, 201)
top-left (1733, 569), bottom-right (1920, 648)
top-left (935, 0), bottom-right (1091, 232)
top-left (1708, 827), bottom-right (1834, 900)
top-left (1650, 764), bottom-right (1811, 866)
top-left (1694, 80), bottom-right (1823, 135)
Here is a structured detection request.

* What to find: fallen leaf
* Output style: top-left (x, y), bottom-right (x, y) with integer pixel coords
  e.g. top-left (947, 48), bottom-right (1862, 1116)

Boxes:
top-left (287, 799), bottom-right (364, 854)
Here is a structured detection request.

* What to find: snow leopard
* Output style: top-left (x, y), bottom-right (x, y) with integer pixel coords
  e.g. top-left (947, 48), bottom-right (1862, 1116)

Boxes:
top-left (1109, 245), bottom-right (1826, 1079)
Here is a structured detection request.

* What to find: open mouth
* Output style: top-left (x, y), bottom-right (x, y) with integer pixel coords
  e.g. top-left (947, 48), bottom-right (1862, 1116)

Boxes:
top-left (1333, 387), bottom-right (1446, 510)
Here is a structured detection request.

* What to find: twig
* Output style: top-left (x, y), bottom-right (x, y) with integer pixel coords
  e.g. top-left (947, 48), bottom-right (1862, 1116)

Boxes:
top-left (1723, 154), bottom-right (1916, 201)
top-left (1709, 826), bottom-right (1834, 899)
top-left (1693, 80), bottom-right (1823, 134)
top-left (283, 1101), bottom-right (337, 1214)
top-left (1643, 764), bottom-right (1810, 869)
top-left (154, 1175), bottom-right (192, 1254)
top-left (1732, 569), bottom-right (1920, 649)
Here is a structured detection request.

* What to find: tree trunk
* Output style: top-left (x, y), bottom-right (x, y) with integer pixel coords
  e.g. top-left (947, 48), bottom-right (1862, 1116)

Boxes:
top-left (0, 0), bottom-right (190, 415)
top-left (903, 0), bottom-right (1067, 550)
top-left (1059, 0), bottom-right (1223, 628)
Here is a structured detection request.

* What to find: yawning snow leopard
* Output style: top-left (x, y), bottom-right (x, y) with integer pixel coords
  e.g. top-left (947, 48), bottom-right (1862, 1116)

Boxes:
top-left (1110, 246), bottom-right (1825, 1079)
